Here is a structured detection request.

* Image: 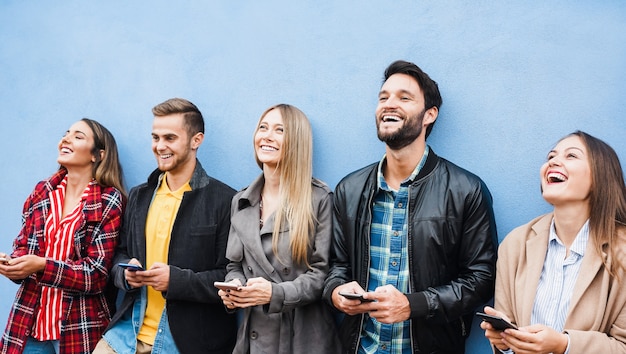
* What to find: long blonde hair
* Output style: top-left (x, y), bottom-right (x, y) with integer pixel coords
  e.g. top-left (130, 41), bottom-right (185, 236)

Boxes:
top-left (255, 104), bottom-right (315, 267)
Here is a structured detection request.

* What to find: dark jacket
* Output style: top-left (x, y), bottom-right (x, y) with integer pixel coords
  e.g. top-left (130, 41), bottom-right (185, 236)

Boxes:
top-left (323, 149), bottom-right (498, 354)
top-left (107, 161), bottom-right (237, 354)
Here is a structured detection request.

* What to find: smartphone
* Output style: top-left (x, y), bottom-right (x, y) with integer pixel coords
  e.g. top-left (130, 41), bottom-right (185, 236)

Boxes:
top-left (476, 312), bottom-right (518, 330)
top-left (214, 281), bottom-right (242, 291)
top-left (338, 291), bottom-right (375, 302)
top-left (0, 257), bottom-right (8, 263)
top-left (118, 263), bottom-right (144, 271)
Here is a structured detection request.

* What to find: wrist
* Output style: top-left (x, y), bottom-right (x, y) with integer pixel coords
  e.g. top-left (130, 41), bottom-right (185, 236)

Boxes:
top-left (557, 332), bottom-right (570, 354)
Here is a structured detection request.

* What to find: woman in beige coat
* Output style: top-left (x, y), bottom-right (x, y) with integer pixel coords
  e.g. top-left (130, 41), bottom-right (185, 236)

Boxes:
top-left (217, 104), bottom-right (340, 354)
top-left (481, 131), bottom-right (626, 353)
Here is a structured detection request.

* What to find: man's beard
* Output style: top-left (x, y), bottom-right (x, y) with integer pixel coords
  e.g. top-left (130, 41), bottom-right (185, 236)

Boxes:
top-left (376, 109), bottom-right (425, 150)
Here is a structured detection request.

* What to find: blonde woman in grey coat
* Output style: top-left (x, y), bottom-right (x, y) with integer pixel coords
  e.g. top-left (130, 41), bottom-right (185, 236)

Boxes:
top-left (218, 104), bottom-right (341, 354)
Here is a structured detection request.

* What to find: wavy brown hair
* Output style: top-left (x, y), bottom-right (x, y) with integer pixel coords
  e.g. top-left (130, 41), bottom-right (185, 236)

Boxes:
top-left (81, 118), bottom-right (126, 198)
top-left (566, 131), bottom-right (626, 276)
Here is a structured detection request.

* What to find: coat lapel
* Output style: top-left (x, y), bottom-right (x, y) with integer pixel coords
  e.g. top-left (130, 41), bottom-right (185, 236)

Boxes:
top-left (235, 174), bottom-right (287, 284)
top-left (521, 214), bottom-right (552, 325)
top-left (565, 237), bottom-right (604, 324)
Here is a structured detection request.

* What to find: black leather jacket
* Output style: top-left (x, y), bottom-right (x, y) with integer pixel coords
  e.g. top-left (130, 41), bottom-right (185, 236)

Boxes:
top-left (323, 149), bottom-right (497, 354)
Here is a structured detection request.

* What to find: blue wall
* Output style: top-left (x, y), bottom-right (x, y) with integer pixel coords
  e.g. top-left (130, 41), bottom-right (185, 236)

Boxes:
top-left (1, 2), bottom-right (624, 352)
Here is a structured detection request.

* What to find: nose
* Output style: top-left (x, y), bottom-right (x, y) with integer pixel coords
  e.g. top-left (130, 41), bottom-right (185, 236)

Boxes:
top-left (259, 129), bottom-right (274, 141)
top-left (381, 95), bottom-right (399, 109)
top-left (155, 139), bottom-right (167, 151)
top-left (548, 155), bottom-right (562, 166)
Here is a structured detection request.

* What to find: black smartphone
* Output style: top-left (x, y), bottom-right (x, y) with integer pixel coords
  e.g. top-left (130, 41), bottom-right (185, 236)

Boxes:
top-left (338, 291), bottom-right (375, 302)
top-left (476, 312), bottom-right (518, 330)
top-left (118, 263), bottom-right (144, 271)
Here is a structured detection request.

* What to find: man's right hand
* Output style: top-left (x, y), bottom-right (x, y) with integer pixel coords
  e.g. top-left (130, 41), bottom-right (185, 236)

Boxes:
top-left (331, 281), bottom-right (376, 315)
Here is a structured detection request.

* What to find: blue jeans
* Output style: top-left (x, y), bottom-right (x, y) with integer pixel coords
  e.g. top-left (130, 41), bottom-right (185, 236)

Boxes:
top-left (23, 337), bottom-right (60, 354)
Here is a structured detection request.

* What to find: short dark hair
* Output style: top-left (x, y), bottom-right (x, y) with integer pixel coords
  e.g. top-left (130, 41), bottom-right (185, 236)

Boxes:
top-left (383, 60), bottom-right (442, 138)
top-left (152, 98), bottom-right (204, 136)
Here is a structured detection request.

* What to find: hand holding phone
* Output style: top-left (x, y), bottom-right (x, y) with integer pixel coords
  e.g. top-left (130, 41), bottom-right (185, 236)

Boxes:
top-left (214, 281), bottom-right (242, 291)
top-left (339, 291), bottom-right (375, 302)
top-left (118, 263), bottom-right (144, 271)
top-left (0, 257), bottom-right (9, 264)
top-left (476, 312), bottom-right (518, 330)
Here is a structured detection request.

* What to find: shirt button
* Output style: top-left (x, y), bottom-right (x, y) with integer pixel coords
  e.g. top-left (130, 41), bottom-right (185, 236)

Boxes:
top-left (393, 231), bottom-right (399, 236)
top-left (283, 267), bottom-right (290, 275)
top-left (391, 261), bottom-right (397, 267)
top-left (247, 266), bottom-right (252, 271)
top-left (381, 343), bottom-right (387, 350)
top-left (398, 203), bottom-right (403, 208)
top-left (250, 331), bottom-right (258, 340)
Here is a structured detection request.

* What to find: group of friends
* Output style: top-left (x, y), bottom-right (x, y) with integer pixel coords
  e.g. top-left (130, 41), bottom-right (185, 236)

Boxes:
top-left (0, 59), bottom-right (625, 354)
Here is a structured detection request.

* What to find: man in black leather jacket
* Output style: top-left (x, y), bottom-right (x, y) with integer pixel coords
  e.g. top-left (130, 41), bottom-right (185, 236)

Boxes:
top-left (323, 60), bottom-right (498, 354)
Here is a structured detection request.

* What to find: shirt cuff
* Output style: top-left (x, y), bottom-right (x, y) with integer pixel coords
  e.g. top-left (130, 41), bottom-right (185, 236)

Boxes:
top-left (563, 333), bottom-right (571, 354)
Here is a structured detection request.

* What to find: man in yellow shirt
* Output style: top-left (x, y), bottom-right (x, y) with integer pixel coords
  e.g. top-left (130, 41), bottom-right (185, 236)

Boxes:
top-left (94, 98), bottom-right (237, 354)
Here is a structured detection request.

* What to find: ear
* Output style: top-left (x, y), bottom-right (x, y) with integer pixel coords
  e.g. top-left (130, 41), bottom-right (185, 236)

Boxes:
top-left (191, 132), bottom-right (204, 150)
top-left (423, 106), bottom-right (438, 126)
top-left (92, 149), bottom-right (105, 163)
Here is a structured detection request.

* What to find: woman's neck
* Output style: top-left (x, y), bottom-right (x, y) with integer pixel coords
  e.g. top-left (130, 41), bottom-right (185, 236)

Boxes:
top-left (553, 202), bottom-right (590, 247)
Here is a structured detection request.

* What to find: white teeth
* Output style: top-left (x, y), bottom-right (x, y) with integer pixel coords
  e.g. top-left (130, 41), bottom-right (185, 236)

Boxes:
top-left (61, 147), bottom-right (72, 153)
top-left (382, 115), bottom-right (400, 122)
top-left (160, 154), bottom-right (173, 159)
top-left (547, 172), bottom-right (567, 182)
top-left (261, 146), bottom-right (277, 151)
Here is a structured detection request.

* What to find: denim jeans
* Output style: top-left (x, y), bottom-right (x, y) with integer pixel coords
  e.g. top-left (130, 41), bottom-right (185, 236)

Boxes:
top-left (23, 337), bottom-right (60, 354)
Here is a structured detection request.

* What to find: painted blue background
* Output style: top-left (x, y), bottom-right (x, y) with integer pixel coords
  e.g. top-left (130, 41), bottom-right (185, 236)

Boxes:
top-left (1, 2), bottom-right (625, 352)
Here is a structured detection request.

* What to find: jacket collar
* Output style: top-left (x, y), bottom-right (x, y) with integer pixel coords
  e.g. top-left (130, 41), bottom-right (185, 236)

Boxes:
top-left (146, 159), bottom-right (211, 191)
top-left (43, 168), bottom-right (104, 222)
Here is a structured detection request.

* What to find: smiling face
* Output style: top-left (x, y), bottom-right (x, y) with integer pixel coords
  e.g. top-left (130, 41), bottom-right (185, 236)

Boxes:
top-left (375, 73), bottom-right (436, 150)
top-left (254, 108), bottom-right (284, 170)
top-left (151, 113), bottom-right (202, 175)
top-left (540, 135), bottom-right (592, 207)
top-left (57, 120), bottom-right (98, 170)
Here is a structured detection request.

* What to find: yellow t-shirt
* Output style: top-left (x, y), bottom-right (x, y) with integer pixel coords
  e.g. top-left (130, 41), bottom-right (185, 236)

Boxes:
top-left (137, 173), bottom-right (191, 345)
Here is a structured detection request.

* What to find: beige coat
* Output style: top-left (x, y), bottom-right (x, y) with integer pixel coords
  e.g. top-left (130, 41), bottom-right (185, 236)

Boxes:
top-left (495, 213), bottom-right (626, 353)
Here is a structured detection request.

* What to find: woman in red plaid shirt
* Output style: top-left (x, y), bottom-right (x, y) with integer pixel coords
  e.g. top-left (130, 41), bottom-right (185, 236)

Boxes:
top-left (0, 118), bottom-right (126, 354)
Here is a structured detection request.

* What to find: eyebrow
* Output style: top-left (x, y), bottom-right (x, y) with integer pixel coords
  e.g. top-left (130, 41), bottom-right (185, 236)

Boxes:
top-left (378, 89), bottom-right (415, 97)
top-left (67, 129), bottom-right (88, 136)
top-left (548, 146), bottom-right (585, 155)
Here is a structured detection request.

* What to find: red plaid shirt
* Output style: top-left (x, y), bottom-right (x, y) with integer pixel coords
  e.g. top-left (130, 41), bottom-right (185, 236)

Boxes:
top-left (0, 169), bottom-right (124, 354)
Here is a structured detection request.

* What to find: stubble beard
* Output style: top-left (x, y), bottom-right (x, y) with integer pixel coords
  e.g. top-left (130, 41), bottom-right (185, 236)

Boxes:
top-left (376, 109), bottom-right (425, 150)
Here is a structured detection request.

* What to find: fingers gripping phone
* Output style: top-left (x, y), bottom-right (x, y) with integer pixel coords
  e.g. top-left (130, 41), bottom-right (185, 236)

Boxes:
top-left (476, 312), bottom-right (518, 330)
top-left (339, 291), bottom-right (375, 302)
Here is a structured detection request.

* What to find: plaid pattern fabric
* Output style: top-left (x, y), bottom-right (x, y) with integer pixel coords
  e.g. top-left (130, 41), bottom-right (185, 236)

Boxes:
top-left (0, 169), bottom-right (124, 354)
top-left (359, 150), bottom-right (428, 354)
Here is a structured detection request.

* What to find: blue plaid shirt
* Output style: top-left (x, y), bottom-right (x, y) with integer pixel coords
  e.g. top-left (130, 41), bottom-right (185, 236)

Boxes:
top-left (359, 147), bottom-right (429, 354)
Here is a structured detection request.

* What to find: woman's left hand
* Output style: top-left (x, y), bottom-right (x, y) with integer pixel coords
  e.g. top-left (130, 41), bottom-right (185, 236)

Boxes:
top-left (0, 254), bottom-right (46, 280)
top-left (501, 324), bottom-right (568, 354)
top-left (228, 277), bottom-right (272, 308)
